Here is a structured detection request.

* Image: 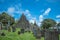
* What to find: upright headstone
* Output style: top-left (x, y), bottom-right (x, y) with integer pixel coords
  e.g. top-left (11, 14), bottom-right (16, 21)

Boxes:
top-left (18, 31), bottom-right (21, 35)
top-left (7, 21), bottom-right (11, 32)
top-left (12, 26), bottom-right (16, 32)
top-left (21, 29), bottom-right (24, 33)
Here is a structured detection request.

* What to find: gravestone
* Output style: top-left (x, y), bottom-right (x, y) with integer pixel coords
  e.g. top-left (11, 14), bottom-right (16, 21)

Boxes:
top-left (8, 27), bottom-right (11, 32)
top-left (7, 21), bottom-right (10, 31)
top-left (12, 26), bottom-right (16, 32)
top-left (45, 30), bottom-right (59, 40)
top-left (18, 31), bottom-right (21, 35)
top-left (21, 29), bottom-right (24, 33)
top-left (0, 22), bottom-right (2, 30)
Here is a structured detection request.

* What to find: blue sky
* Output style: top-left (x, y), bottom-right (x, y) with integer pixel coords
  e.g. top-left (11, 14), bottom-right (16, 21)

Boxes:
top-left (0, 0), bottom-right (60, 26)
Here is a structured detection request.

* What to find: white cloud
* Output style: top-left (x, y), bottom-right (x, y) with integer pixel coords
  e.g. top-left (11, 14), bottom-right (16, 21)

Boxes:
top-left (29, 19), bottom-right (35, 24)
top-left (39, 15), bottom-right (44, 22)
top-left (37, 22), bottom-right (41, 26)
top-left (43, 8), bottom-right (51, 15)
top-left (56, 15), bottom-right (60, 18)
top-left (27, 13), bottom-right (31, 17)
top-left (29, 17), bottom-right (36, 24)
top-left (7, 6), bottom-right (32, 19)
top-left (7, 3), bottom-right (23, 17)
top-left (38, 8), bottom-right (51, 26)
top-left (7, 7), bottom-right (16, 17)
top-left (24, 10), bottom-right (33, 19)
top-left (56, 20), bottom-right (59, 23)
top-left (37, 15), bottom-right (44, 26)
top-left (25, 10), bottom-right (30, 14)
top-left (7, 7), bottom-right (15, 14)
top-left (39, 15), bottom-right (43, 19)
top-left (24, 10), bottom-right (31, 16)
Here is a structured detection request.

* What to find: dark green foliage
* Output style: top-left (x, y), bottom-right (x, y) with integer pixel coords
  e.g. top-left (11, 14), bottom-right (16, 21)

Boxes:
top-left (1, 32), bottom-right (5, 36)
top-left (41, 19), bottom-right (56, 29)
top-left (0, 12), bottom-right (15, 26)
top-left (57, 23), bottom-right (60, 26)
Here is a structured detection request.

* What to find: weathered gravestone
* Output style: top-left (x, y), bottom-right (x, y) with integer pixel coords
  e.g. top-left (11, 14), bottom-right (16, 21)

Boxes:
top-left (18, 31), bottom-right (21, 35)
top-left (7, 21), bottom-right (11, 31)
top-left (0, 22), bottom-right (2, 30)
top-left (45, 30), bottom-right (59, 40)
top-left (8, 27), bottom-right (11, 32)
top-left (12, 26), bottom-right (16, 32)
top-left (21, 29), bottom-right (24, 33)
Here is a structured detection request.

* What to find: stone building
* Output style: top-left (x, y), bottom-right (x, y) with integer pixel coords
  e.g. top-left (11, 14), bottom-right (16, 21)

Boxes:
top-left (15, 13), bottom-right (41, 37)
top-left (16, 13), bottom-right (31, 31)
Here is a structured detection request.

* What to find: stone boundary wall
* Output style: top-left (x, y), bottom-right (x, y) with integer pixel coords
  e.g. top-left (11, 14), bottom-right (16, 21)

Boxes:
top-left (45, 30), bottom-right (59, 40)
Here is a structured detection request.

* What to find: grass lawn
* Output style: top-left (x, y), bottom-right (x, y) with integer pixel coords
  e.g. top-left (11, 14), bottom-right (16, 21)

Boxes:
top-left (0, 29), bottom-right (36, 40)
top-left (59, 35), bottom-right (60, 40)
top-left (41, 37), bottom-right (44, 40)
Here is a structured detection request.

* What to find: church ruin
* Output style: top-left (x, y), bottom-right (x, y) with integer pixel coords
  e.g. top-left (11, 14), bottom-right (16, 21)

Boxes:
top-left (16, 13), bottom-right (31, 31)
top-left (15, 13), bottom-right (40, 33)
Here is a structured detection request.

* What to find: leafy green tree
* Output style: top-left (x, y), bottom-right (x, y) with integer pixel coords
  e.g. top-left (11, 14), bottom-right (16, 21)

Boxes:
top-left (41, 19), bottom-right (56, 29)
top-left (0, 12), bottom-right (15, 26)
top-left (57, 23), bottom-right (60, 26)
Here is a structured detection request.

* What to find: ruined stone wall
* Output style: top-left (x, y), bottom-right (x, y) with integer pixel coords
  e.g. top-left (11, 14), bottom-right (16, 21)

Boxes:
top-left (45, 30), bottom-right (59, 40)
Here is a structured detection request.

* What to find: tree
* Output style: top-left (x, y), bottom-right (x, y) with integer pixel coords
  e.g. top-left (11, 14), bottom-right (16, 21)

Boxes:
top-left (0, 12), bottom-right (15, 26)
top-left (41, 19), bottom-right (56, 29)
top-left (57, 23), bottom-right (60, 26)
